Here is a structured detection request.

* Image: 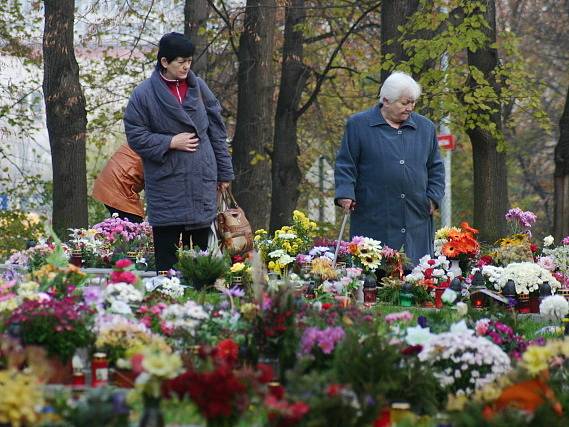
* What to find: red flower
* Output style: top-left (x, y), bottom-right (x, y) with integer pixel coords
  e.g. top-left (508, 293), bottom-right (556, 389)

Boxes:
top-left (427, 259), bottom-right (436, 266)
top-left (232, 255), bottom-right (245, 263)
top-left (423, 268), bottom-right (433, 279)
top-left (374, 408), bottom-right (391, 427)
top-left (321, 303), bottom-right (333, 310)
top-left (115, 259), bottom-right (134, 269)
top-left (326, 383), bottom-right (343, 397)
top-left (257, 363), bottom-right (274, 383)
top-left (401, 345), bottom-right (423, 356)
top-left (530, 243), bottom-right (538, 253)
top-left (217, 339), bottom-right (239, 365)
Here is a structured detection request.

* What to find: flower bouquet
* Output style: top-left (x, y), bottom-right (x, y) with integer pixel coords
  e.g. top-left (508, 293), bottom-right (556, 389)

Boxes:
top-left (474, 319), bottom-right (528, 359)
top-left (418, 327), bottom-right (511, 397)
top-left (346, 236), bottom-right (383, 274)
top-left (254, 210), bottom-right (318, 275)
top-left (492, 208), bottom-right (538, 266)
top-left (435, 222), bottom-right (480, 275)
top-left (542, 237), bottom-right (569, 288)
top-left (163, 339), bottom-right (269, 427)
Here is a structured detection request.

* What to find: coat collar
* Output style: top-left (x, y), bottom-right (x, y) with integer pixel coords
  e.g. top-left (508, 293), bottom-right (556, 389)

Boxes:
top-left (368, 103), bottom-right (417, 129)
top-left (150, 67), bottom-right (202, 128)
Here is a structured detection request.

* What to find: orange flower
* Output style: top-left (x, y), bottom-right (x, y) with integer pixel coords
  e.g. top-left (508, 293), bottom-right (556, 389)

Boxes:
top-left (442, 242), bottom-right (459, 258)
top-left (460, 221), bottom-right (479, 235)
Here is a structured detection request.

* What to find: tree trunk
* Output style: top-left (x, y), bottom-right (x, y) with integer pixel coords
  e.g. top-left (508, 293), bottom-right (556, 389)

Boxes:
top-left (380, 0), bottom-right (420, 84)
top-left (184, 0), bottom-right (209, 77)
top-left (232, 0), bottom-right (276, 230)
top-left (554, 82), bottom-right (569, 240)
top-left (269, 0), bottom-right (309, 232)
top-left (466, 0), bottom-right (508, 243)
top-left (43, 0), bottom-right (88, 238)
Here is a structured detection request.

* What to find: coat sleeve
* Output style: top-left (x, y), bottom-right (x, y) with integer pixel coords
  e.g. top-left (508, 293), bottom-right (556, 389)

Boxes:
top-left (197, 78), bottom-right (234, 182)
top-left (124, 91), bottom-right (172, 164)
top-left (334, 118), bottom-right (360, 203)
top-left (426, 125), bottom-right (445, 208)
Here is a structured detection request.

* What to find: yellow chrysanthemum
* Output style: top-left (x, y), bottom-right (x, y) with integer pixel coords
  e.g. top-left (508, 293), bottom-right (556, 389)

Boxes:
top-left (230, 262), bottom-right (246, 273)
top-left (522, 345), bottom-right (553, 375)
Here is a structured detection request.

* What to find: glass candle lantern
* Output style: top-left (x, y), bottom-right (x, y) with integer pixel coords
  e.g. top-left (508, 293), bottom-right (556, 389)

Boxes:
top-left (470, 288), bottom-right (486, 309)
top-left (399, 283), bottom-right (415, 307)
top-left (390, 402), bottom-right (413, 425)
top-left (304, 280), bottom-right (316, 299)
top-left (91, 352), bottom-right (109, 388)
top-left (363, 274), bottom-right (377, 305)
top-left (70, 249), bottom-right (82, 268)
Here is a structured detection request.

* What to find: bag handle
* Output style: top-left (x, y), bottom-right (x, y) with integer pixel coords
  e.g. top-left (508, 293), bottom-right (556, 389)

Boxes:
top-left (217, 189), bottom-right (239, 211)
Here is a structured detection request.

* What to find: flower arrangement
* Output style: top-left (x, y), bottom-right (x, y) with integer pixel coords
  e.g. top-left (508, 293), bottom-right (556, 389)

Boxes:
top-left (8, 241), bottom-right (64, 272)
top-left (405, 255), bottom-right (453, 287)
top-left (0, 280), bottom-right (43, 313)
top-left (129, 344), bottom-right (183, 398)
top-left (418, 328), bottom-right (511, 396)
top-left (347, 236), bottom-right (383, 273)
top-left (0, 369), bottom-right (44, 426)
top-left (159, 300), bottom-right (209, 338)
top-left (224, 261), bottom-right (253, 289)
top-left (163, 339), bottom-right (268, 427)
top-left (474, 319), bottom-right (528, 359)
top-left (469, 265), bottom-right (504, 291)
top-left (493, 233), bottom-right (534, 266)
top-left (144, 275), bottom-right (185, 300)
top-left (103, 282), bottom-right (144, 315)
top-left (300, 326), bottom-right (345, 355)
top-left (254, 210), bottom-right (318, 274)
top-left (94, 315), bottom-right (169, 364)
top-left (0, 209), bottom-right (45, 262)
top-left (505, 207), bottom-right (537, 235)
top-left (435, 222), bottom-right (480, 261)
top-left (520, 337), bottom-right (569, 376)
top-left (5, 296), bottom-right (94, 362)
top-left (175, 248), bottom-right (230, 291)
top-left (495, 262), bottom-right (561, 295)
top-left (543, 243), bottom-right (569, 279)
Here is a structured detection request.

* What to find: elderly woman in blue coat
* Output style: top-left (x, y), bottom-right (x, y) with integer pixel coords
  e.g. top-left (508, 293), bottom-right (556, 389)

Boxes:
top-left (335, 71), bottom-right (445, 267)
top-left (124, 32), bottom-right (234, 272)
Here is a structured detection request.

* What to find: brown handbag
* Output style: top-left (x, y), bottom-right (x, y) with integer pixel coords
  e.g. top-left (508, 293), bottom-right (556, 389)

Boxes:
top-left (216, 190), bottom-right (254, 255)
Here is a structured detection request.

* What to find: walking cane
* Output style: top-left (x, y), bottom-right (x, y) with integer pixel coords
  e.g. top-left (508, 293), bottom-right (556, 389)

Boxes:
top-left (332, 202), bottom-right (355, 268)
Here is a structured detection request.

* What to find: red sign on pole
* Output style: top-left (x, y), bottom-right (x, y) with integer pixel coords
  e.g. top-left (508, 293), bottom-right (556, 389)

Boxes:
top-left (437, 134), bottom-right (456, 150)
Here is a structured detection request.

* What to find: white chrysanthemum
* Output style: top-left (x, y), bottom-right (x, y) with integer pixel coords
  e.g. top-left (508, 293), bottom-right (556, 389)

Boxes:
top-left (104, 282), bottom-right (143, 305)
top-left (543, 235), bottom-right (554, 247)
top-left (419, 330), bottom-right (511, 396)
top-left (496, 262), bottom-right (561, 294)
top-left (145, 276), bottom-right (185, 299)
top-left (160, 300), bottom-right (209, 336)
top-left (539, 295), bottom-right (569, 321)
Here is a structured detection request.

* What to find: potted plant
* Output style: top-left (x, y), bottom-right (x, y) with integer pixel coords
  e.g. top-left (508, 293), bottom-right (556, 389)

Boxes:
top-left (175, 248), bottom-right (230, 292)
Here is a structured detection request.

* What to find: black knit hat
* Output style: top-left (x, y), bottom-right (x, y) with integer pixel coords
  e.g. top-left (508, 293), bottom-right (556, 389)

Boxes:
top-left (157, 32), bottom-right (195, 66)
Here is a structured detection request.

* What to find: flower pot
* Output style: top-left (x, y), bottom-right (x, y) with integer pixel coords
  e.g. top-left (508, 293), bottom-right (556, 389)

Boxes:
top-left (448, 260), bottom-right (462, 278)
top-left (47, 356), bottom-right (74, 385)
top-left (529, 291), bottom-right (540, 314)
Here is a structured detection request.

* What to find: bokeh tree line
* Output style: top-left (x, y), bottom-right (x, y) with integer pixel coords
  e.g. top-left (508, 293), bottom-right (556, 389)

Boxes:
top-left (0, 0), bottom-right (567, 244)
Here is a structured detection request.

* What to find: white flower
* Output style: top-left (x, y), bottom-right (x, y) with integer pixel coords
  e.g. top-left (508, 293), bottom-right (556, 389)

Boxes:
top-left (544, 235), bottom-right (554, 247)
top-left (405, 326), bottom-right (433, 346)
top-left (539, 295), bottom-right (569, 321)
top-left (450, 320), bottom-right (471, 334)
top-left (442, 288), bottom-right (458, 305)
top-left (456, 302), bottom-right (468, 316)
top-left (496, 262), bottom-right (561, 295)
top-left (109, 300), bottom-right (132, 315)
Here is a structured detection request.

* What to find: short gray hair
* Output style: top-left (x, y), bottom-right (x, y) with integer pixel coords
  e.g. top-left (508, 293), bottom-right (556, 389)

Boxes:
top-left (379, 71), bottom-right (421, 102)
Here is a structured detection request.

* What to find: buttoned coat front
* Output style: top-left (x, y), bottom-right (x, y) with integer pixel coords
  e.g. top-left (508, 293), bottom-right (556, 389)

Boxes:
top-left (124, 68), bottom-right (234, 228)
top-left (335, 104), bottom-right (445, 266)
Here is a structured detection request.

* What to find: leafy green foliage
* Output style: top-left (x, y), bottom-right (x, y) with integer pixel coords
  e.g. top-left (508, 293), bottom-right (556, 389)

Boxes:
top-left (0, 209), bottom-right (45, 261)
top-left (175, 248), bottom-right (230, 291)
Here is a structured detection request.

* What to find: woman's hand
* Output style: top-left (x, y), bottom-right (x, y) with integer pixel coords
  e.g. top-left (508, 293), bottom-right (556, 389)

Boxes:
top-left (170, 132), bottom-right (199, 152)
top-left (218, 181), bottom-right (230, 192)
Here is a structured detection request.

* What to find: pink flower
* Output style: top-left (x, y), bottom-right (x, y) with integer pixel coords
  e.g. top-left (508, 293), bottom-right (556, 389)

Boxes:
top-left (475, 319), bottom-right (490, 336)
top-left (115, 259), bottom-right (133, 269)
top-left (385, 311), bottom-right (413, 324)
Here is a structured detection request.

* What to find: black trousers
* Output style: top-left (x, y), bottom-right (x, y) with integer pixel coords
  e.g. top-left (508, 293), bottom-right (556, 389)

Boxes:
top-left (152, 225), bottom-right (210, 272)
top-left (105, 205), bottom-right (143, 224)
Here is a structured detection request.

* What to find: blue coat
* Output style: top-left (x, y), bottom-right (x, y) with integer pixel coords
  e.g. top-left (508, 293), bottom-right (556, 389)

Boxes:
top-left (335, 104), bottom-right (445, 266)
top-left (124, 69), bottom-right (234, 228)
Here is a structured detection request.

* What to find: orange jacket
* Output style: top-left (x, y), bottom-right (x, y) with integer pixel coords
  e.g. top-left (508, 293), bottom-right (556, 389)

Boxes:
top-left (92, 144), bottom-right (144, 217)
